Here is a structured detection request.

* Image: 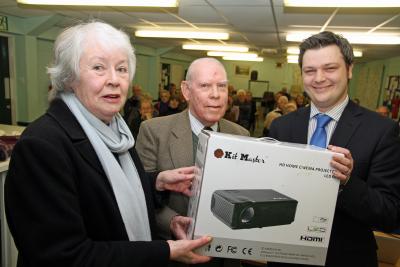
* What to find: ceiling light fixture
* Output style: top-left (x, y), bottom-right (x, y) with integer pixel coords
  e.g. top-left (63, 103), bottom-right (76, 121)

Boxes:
top-left (287, 47), bottom-right (300, 55)
top-left (136, 30), bottom-right (229, 40)
top-left (207, 51), bottom-right (258, 58)
top-left (287, 46), bottom-right (362, 57)
top-left (287, 59), bottom-right (298, 64)
top-left (17, 0), bottom-right (178, 7)
top-left (286, 32), bottom-right (400, 45)
top-left (284, 0), bottom-right (400, 7)
top-left (223, 56), bottom-right (264, 62)
top-left (182, 44), bottom-right (248, 52)
top-left (287, 55), bottom-right (299, 61)
top-left (287, 55), bottom-right (298, 64)
top-left (261, 48), bottom-right (278, 54)
top-left (353, 51), bottom-right (363, 57)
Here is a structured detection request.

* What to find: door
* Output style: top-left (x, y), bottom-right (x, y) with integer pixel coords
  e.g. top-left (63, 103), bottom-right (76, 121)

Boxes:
top-left (0, 36), bottom-right (11, 124)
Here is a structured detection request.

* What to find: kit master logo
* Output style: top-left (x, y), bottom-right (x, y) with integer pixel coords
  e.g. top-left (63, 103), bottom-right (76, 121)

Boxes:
top-left (214, 149), bottom-right (266, 163)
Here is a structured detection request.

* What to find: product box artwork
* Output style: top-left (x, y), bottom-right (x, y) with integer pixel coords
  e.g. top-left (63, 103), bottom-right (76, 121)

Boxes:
top-left (187, 131), bottom-right (341, 266)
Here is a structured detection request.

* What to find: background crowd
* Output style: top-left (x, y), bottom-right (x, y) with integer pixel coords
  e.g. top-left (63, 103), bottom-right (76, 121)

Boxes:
top-left (123, 82), bottom-right (311, 138)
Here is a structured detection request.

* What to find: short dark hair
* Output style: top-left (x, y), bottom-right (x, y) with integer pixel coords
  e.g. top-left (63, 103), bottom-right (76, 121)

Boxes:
top-left (298, 31), bottom-right (354, 69)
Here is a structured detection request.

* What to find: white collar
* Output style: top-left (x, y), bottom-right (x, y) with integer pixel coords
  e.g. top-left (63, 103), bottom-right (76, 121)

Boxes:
top-left (188, 110), bottom-right (218, 136)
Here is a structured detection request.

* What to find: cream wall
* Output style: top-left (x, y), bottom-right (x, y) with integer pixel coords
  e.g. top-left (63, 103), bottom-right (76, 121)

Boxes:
top-left (222, 59), bottom-right (298, 95)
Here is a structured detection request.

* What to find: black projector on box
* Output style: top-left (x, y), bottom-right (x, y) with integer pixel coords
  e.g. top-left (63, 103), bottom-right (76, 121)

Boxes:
top-left (211, 189), bottom-right (298, 229)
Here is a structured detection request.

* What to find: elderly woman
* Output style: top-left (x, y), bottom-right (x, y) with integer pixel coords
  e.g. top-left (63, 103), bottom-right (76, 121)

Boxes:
top-left (5, 21), bottom-right (211, 267)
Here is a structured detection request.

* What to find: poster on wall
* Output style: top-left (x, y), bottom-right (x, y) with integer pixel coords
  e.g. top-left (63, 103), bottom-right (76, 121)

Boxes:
top-left (234, 65), bottom-right (250, 76)
top-left (0, 16), bottom-right (8, 31)
top-left (161, 63), bottom-right (170, 90)
top-left (384, 75), bottom-right (400, 120)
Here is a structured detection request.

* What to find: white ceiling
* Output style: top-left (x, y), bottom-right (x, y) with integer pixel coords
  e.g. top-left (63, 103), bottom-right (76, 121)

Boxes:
top-left (1, 0), bottom-right (400, 63)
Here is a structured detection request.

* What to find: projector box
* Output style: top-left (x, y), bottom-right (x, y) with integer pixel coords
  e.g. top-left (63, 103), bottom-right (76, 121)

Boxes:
top-left (187, 131), bottom-right (341, 266)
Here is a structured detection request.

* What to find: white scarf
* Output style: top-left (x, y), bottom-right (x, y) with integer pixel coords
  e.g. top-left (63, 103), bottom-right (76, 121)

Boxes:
top-left (61, 92), bottom-right (151, 241)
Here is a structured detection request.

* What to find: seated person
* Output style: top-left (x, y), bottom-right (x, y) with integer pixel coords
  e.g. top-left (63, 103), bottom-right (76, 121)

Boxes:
top-left (263, 95), bottom-right (288, 136)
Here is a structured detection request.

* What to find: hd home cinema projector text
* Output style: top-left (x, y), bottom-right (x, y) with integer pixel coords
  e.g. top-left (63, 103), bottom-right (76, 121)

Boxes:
top-left (211, 189), bottom-right (298, 229)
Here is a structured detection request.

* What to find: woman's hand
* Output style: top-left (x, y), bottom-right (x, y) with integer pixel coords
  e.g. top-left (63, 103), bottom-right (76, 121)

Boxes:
top-left (156, 166), bottom-right (195, 196)
top-left (328, 145), bottom-right (353, 185)
top-left (167, 236), bottom-right (212, 264)
top-left (170, 215), bottom-right (192, 240)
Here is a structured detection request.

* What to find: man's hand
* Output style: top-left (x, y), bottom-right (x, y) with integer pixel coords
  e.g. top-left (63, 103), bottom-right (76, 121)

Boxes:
top-left (170, 215), bottom-right (191, 240)
top-left (328, 145), bottom-right (353, 185)
top-left (156, 166), bottom-right (195, 196)
top-left (167, 236), bottom-right (212, 264)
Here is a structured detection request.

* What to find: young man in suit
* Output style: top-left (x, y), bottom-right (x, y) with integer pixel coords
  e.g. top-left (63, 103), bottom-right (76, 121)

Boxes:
top-left (267, 31), bottom-right (400, 267)
top-left (135, 57), bottom-right (249, 266)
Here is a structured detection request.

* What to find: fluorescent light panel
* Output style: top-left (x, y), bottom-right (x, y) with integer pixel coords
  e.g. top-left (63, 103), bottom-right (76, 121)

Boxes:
top-left (223, 56), bottom-right (264, 62)
top-left (136, 30), bottom-right (229, 40)
top-left (287, 46), bottom-right (362, 57)
top-left (287, 55), bottom-right (299, 61)
top-left (287, 47), bottom-right (300, 55)
top-left (182, 44), bottom-right (248, 52)
top-left (284, 0), bottom-right (400, 7)
top-left (17, 0), bottom-right (178, 6)
top-left (353, 51), bottom-right (363, 57)
top-left (286, 32), bottom-right (400, 45)
top-left (207, 51), bottom-right (258, 58)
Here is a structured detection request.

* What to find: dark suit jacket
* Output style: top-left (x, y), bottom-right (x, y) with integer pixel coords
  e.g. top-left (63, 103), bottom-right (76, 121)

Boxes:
top-left (267, 100), bottom-right (400, 267)
top-left (5, 99), bottom-right (169, 267)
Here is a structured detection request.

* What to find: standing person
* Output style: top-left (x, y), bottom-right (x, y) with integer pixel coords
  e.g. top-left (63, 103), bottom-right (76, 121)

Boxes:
top-left (295, 94), bottom-right (306, 108)
top-left (263, 95), bottom-right (288, 136)
top-left (5, 21), bottom-right (212, 267)
top-left (224, 95), bottom-right (240, 123)
top-left (235, 89), bottom-right (252, 130)
top-left (127, 98), bottom-right (156, 139)
top-left (123, 84), bottom-right (142, 121)
top-left (136, 57), bottom-right (249, 266)
top-left (155, 89), bottom-right (171, 116)
top-left (166, 95), bottom-right (181, 115)
top-left (246, 90), bottom-right (257, 133)
top-left (268, 31), bottom-right (400, 267)
top-left (376, 105), bottom-right (390, 118)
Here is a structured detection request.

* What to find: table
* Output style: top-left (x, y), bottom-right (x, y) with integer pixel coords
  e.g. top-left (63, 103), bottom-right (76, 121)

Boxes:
top-left (0, 124), bottom-right (24, 267)
top-left (375, 231), bottom-right (400, 267)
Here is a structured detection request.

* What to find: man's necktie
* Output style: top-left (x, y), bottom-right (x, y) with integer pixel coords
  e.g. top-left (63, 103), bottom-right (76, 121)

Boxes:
top-left (203, 126), bottom-right (213, 131)
top-left (310, 114), bottom-right (332, 148)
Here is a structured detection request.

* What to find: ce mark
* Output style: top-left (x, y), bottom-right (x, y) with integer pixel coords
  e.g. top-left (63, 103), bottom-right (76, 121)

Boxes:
top-left (242, 247), bottom-right (253, 255)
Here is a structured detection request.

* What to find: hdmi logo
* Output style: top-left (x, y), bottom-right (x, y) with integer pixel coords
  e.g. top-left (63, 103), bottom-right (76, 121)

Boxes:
top-left (300, 235), bottom-right (324, 242)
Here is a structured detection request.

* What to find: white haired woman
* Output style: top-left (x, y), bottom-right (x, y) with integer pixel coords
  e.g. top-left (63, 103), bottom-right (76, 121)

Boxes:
top-left (5, 21), bottom-right (211, 267)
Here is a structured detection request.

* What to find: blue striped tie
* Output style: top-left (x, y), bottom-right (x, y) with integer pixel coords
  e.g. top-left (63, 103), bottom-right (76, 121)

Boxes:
top-left (310, 114), bottom-right (332, 148)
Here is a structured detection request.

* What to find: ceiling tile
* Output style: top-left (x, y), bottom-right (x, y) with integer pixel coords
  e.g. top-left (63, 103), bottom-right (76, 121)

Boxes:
top-left (178, 0), bottom-right (209, 6)
top-left (218, 6), bottom-right (274, 31)
top-left (179, 5), bottom-right (226, 24)
top-left (0, 6), bottom-right (53, 17)
top-left (210, 0), bottom-right (270, 6)
top-left (128, 12), bottom-right (182, 23)
top-left (330, 14), bottom-right (396, 28)
top-left (245, 32), bottom-right (280, 46)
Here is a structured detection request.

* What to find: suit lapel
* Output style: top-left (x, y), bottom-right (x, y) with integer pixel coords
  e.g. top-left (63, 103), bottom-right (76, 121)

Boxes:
top-left (47, 99), bottom-right (105, 176)
top-left (219, 119), bottom-right (240, 134)
top-left (329, 101), bottom-right (362, 148)
top-left (74, 141), bottom-right (105, 176)
top-left (218, 119), bottom-right (229, 133)
top-left (292, 107), bottom-right (310, 144)
top-left (169, 110), bottom-right (194, 167)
